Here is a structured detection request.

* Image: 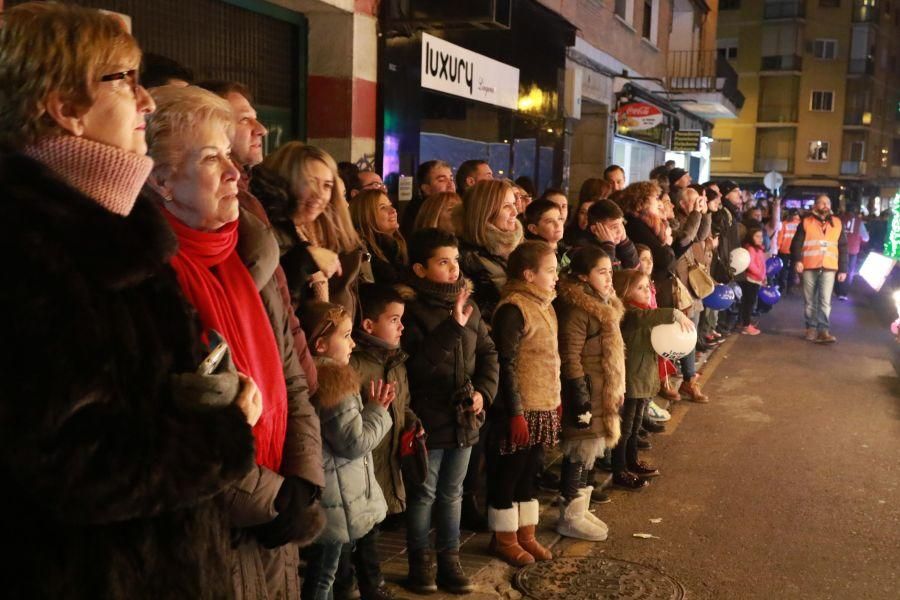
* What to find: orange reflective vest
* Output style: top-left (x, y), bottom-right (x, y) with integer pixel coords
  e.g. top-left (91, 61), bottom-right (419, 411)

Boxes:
top-left (800, 215), bottom-right (841, 270)
top-left (777, 219), bottom-right (799, 254)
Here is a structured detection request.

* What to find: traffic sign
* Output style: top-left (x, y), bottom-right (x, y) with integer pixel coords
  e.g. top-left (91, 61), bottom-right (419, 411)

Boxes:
top-left (763, 170), bottom-right (783, 192)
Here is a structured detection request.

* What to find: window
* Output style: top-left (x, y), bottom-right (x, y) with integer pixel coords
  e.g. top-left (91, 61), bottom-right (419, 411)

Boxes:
top-left (712, 139), bottom-right (732, 160)
top-left (811, 90), bottom-right (835, 111)
top-left (892, 139), bottom-right (900, 166)
top-left (813, 39), bottom-right (838, 59)
top-left (615, 0), bottom-right (634, 24)
top-left (717, 38), bottom-right (739, 60)
top-left (849, 140), bottom-right (865, 161)
top-left (807, 140), bottom-right (830, 162)
top-left (641, 0), bottom-right (660, 44)
top-left (721, 0), bottom-right (741, 8)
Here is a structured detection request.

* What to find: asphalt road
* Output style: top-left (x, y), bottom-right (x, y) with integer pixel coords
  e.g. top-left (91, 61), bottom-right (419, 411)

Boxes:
top-left (553, 290), bottom-right (900, 599)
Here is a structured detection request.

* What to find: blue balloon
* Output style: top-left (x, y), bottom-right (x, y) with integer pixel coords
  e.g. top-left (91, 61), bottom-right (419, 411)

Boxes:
top-left (758, 285), bottom-right (782, 305)
top-left (730, 281), bottom-right (743, 302)
top-left (765, 256), bottom-right (783, 278)
top-left (702, 284), bottom-right (736, 310)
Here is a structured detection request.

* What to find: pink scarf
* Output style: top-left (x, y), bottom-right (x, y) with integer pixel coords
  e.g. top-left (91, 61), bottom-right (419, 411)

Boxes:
top-left (23, 135), bottom-right (153, 216)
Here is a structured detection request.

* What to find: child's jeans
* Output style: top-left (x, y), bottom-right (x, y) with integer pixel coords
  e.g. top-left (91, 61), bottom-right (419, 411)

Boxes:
top-left (302, 542), bottom-right (343, 600)
top-left (406, 446), bottom-right (472, 553)
top-left (612, 398), bottom-right (649, 473)
top-left (333, 526), bottom-right (384, 599)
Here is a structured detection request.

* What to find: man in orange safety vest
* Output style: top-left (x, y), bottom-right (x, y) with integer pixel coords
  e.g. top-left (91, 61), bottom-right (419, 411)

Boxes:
top-left (790, 194), bottom-right (848, 344)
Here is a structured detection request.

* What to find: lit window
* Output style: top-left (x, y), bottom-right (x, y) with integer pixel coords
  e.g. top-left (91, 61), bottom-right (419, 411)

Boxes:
top-left (807, 140), bottom-right (829, 162)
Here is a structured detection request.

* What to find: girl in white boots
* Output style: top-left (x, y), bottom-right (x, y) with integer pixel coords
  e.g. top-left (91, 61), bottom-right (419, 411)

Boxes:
top-left (554, 246), bottom-right (626, 541)
top-left (487, 242), bottom-right (562, 566)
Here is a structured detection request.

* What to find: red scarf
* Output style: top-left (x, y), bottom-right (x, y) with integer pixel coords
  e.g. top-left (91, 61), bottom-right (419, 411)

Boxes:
top-left (163, 210), bottom-right (287, 471)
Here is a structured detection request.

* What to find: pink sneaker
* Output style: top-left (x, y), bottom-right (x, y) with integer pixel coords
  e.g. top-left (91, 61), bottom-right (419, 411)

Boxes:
top-left (741, 325), bottom-right (761, 336)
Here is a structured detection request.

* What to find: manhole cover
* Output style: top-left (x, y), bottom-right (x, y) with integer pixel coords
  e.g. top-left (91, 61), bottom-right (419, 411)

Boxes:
top-left (513, 556), bottom-right (685, 600)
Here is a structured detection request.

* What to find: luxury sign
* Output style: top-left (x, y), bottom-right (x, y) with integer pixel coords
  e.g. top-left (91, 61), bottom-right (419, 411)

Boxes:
top-left (421, 33), bottom-right (520, 110)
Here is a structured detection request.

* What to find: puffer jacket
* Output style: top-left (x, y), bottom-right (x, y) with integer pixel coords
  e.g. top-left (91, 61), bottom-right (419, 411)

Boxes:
top-left (555, 277), bottom-right (626, 448)
top-left (399, 278), bottom-right (500, 449)
top-left (349, 332), bottom-right (417, 515)
top-left (620, 305), bottom-right (677, 399)
top-left (313, 358), bottom-right (391, 544)
top-left (459, 241), bottom-right (509, 324)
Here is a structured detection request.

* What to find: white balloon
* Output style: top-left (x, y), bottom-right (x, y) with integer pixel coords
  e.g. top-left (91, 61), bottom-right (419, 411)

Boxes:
top-left (650, 322), bottom-right (697, 361)
top-left (730, 247), bottom-right (750, 275)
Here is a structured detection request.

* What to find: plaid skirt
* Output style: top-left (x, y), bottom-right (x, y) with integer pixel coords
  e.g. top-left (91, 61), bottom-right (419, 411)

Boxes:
top-left (500, 409), bottom-right (560, 455)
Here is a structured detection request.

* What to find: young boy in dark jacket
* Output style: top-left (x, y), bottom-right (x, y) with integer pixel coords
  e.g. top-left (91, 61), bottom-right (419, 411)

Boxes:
top-left (399, 228), bottom-right (499, 595)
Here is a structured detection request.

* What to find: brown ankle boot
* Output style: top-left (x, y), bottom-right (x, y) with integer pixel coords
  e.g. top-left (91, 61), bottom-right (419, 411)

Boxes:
top-left (678, 376), bottom-right (709, 403)
top-left (516, 500), bottom-right (551, 561)
top-left (516, 525), bottom-right (552, 561)
top-left (487, 506), bottom-right (534, 567)
top-left (659, 378), bottom-right (680, 401)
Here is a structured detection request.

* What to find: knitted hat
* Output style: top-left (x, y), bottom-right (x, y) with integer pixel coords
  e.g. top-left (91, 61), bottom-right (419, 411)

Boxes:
top-left (667, 168), bottom-right (689, 187)
top-left (719, 180), bottom-right (740, 198)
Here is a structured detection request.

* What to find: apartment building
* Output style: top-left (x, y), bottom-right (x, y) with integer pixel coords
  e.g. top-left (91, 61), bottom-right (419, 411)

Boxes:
top-left (711, 0), bottom-right (900, 210)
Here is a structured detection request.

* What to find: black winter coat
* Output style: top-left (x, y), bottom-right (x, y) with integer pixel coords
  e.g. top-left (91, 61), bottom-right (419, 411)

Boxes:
top-left (624, 215), bottom-right (675, 282)
top-left (0, 153), bottom-right (256, 599)
top-left (399, 282), bottom-right (499, 449)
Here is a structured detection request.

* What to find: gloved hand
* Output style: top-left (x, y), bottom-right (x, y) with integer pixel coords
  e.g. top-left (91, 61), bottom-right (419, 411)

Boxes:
top-left (252, 477), bottom-right (319, 549)
top-left (509, 415), bottom-right (530, 446)
top-left (564, 377), bottom-right (593, 430)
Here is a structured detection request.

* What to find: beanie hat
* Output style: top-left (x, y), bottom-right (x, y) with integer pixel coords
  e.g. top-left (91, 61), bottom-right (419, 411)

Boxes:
top-left (718, 180), bottom-right (739, 198)
top-left (667, 168), bottom-right (688, 187)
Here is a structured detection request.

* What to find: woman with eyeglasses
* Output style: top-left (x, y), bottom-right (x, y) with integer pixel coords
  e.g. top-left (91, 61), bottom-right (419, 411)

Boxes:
top-left (350, 189), bottom-right (408, 285)
top-left (145, 85), bottom-right (328, 599)
top-left (252, 142), bottom-right (369, 321)
top-left (0, 4), bottom-right (258, 598)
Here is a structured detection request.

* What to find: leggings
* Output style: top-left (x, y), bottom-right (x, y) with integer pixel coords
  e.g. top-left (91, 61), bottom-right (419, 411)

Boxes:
top-left (612, 397), bottom-right (648, 473)
top-left (486, 444), bottom-right (544, 509)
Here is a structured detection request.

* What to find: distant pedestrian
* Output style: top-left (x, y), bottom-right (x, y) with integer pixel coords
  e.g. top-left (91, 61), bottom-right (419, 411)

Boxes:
top-left (790, 195), bottom-right (848, 343)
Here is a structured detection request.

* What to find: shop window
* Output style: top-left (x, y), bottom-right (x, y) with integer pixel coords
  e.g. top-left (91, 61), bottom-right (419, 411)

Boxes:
top-left (712, 139), bottom-right (732, 160)
top-left (807, 140), bottom-right (830, 162)
top-left (813, 39), bottom-right (838, 59)
top-left (615, 0), bottom-right (634, 25)
top-left (810, 90), bottom-right (835, 112)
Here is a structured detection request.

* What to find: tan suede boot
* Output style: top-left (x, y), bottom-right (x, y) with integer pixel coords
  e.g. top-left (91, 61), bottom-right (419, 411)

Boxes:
top-left (487, 505), bottom-right (534, 567)
top-left (516, 500), bottom-right (552, 561)
top-left (678, 375), bottom-right (709, 403)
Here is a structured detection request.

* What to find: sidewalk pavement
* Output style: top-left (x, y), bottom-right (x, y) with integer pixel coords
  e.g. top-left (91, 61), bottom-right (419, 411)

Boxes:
top-left (372, 333), bottom-right (733, 599)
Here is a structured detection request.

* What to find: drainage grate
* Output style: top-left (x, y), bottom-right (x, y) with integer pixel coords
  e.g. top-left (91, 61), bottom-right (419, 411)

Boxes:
top-left (514, 556), bottom-right (685, 600)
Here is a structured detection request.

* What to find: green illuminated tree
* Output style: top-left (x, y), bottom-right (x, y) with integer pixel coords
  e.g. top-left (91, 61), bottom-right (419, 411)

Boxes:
top-left (886, 193), bottom-right (900, 260)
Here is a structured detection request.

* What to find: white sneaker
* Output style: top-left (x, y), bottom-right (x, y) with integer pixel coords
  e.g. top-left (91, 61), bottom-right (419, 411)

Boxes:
top-left (646, 400), bottom-right (671, 422)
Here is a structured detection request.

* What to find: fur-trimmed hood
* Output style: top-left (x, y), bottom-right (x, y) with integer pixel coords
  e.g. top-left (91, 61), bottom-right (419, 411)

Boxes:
top-left (557, 277), bottom-right (625, 325)
top-left (313, 358), bottom-right (361, 410)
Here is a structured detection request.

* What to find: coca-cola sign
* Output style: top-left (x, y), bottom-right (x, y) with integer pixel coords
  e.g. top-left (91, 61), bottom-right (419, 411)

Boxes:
top-left (616, 102), bottom-right (664, 131)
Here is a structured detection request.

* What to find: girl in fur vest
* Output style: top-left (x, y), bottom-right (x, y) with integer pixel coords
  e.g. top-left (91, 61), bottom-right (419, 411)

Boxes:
top-left (487, 241), bottom-right (561, 566)
top-left (299, 302), bottom-right (395, 600)
top-left (612, 270), bottom-right (694, 491)
top-left (555, 246), bottom-right (625, 542)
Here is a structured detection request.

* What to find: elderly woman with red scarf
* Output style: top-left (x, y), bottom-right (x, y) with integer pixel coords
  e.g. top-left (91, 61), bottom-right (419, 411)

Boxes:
top-left (145, 85), bottom-right (325, 599)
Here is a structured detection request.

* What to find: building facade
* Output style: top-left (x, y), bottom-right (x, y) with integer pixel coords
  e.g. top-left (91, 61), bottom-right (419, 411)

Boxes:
top-left (711, 0), bottom-right (900, 210)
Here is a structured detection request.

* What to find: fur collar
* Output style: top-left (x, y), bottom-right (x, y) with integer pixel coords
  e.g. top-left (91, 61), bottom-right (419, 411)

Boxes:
top-left (501, 279), bottom-right (556, 308)
top-left (0, 153), bottom-right (177, 289)
top-left (482, 220), bottom-right (524, 259)
top-left (313, 357), bottom-right (361, 410)
top-left (557, 277), bottom-right (625, 324)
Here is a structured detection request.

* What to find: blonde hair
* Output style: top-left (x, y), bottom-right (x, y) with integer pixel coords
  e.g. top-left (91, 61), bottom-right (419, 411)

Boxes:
top-left (145, 86), bottom-right (235, 173)
top-left (0, 2), bottom-right (141, 148)
top-left (612, 268), bottom-right (649, 303)
top-left (350, 189), bottom-right (407, 264)
top-left (414, 191), bottom-right (462, 232)
top-left (261, 141), bottom-right (359, 253)
top-left (460, 179), bottom-right (514, 246)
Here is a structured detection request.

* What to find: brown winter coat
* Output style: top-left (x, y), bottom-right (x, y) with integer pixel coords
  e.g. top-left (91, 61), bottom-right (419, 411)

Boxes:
top-left (556, 277), bottom-right (625, 447)
top-left (227, 207), bottom-right (327, 600)
top-left (349, 333), bottom-right (417, 515)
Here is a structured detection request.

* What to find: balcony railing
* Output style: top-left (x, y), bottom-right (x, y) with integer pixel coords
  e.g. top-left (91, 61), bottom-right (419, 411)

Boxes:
top-left (764, 1), bottom-right (806, 19)
top-left (666, 50), bottom-right (746, 110)
top-left (755, 157), bottom-right (794, 173)
top-left (761, 54), bottom-right (803, 71)
top-left (840, 160), bottom-right (867, 175)
top-left (758, 103), bottom-right (798, 123)
top-left (848, 58), bottom-right (875, 75)
top-left (852, 3), bottom-right (879, 23)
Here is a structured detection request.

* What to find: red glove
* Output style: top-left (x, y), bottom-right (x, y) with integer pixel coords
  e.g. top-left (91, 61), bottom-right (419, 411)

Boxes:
top-left (556, 404), bottom-right (563, 419)
top-left (509, 415), bottom-right (530, 447)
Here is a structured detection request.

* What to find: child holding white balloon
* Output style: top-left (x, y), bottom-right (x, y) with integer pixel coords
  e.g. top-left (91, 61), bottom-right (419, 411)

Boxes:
top-left (611, 269), bottom-right (694, 490)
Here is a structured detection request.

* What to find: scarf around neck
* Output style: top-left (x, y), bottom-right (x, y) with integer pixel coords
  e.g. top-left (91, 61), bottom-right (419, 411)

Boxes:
top-left (409, 274), bottom-right (468, 306)
top-left (483, 221), bottom-right (523, 259)
top-left (162, 209), bottom-right (288, 471)
top-left (23, 135), bottom-right (153, 216)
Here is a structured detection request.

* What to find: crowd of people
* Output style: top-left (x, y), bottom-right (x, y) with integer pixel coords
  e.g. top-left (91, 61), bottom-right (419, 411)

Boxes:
top-left (0, 4), bottom-right (853, 600)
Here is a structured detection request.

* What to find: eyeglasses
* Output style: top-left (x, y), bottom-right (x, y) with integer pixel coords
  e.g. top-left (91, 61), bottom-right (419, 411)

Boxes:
top-left (361, 181), bottom-right (388, 192)
top-left (100, 69), bottom-right (139, 95)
